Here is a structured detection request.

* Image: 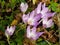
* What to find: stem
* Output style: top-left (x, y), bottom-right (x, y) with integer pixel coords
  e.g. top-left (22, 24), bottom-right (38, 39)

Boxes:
top-left (7, 38), bottom-right (10, 45)
top-left (39, 19), bottom-right (43, 23)
top-left (6, 35), bottom-right (10, 45)
top-left (45, 40), bottom-right (51, 45)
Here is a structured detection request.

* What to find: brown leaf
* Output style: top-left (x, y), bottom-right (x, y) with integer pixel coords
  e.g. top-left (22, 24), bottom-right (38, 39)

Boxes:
top-left (42, 0), bottom-right (50, 5)
top-left (11, 19), bottom-right (18, 26)
top-left (53, 13), bottom-right (60, 27)
top-left (6, 8), bottom-right (12, 12)
top-left (41, 29), bottom-right (58, 43)
top-left (53, 0), bottom-right (58, 2)
top-left (23, 38), bottom-right (36, 45)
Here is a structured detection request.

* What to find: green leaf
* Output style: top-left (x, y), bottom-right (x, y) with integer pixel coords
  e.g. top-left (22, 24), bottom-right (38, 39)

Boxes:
top-left (37, 41), bottom-right (48, 45)
top-left (10, 0), bottom-right (16, 9)
top-left (10, 41), bottom-right (16, 45)
top-left (37, 38), bottom-right (43, 42)
top-left (1, 0), bottom-right (5, 8)
top-left (20, 0), bottom-right (26, 3)
top-left (15, 30), bottom-right (25, 45)
top-left (48, 1), bottom-right (59, 12)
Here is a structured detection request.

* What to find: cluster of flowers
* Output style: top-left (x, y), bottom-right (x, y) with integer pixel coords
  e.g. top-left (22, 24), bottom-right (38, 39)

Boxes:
top-left (21, 2), bottom-right (55, 40)
top-left (5, 2), bottom-right (55, 40)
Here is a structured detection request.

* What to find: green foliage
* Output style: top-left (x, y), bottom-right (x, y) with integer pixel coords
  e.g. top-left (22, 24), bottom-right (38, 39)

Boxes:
top-left (37, 38), bottom-right (43, 42)
top-left (15, 30), bottom-right (24, 45)
top-left (0, 0), bottom-right (25, 12)
top-left (1, 1), bottom-right (5, 8)
top-left (9, 0), bottom-right (17, 9)
top-left (14, 29), bottom-right (25, 45)
top-left (37, 40), bottom-right (49, 45)
top-left (20, 0), bottom-right (26, 3)
top-left (0, 41), bottom-right (5, 45)
top-left (49, 1), bottom-right (60, 12)
top-left (10, 41), bottom-right (16, 45)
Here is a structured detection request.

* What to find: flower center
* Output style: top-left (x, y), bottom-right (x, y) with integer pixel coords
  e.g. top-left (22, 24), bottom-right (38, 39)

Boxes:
top-left (28, 18), bottom-right (34, 25)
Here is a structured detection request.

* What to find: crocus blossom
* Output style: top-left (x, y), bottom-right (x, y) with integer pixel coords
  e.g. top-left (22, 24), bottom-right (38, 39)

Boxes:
top-left (22, 10), bottom-right (41, 27)
top-left (42, 18), bottom-right (54, 28)
top-left (5, 26), bottom-right (16, 36)
top-left (36, 2), bottom-right (55, 18)
top-left (36, 2), bottom-right (55, 28)
top-left (20, 2), bottom-right (28, 13)
top-left (27, 26), bottom-right (44, 40)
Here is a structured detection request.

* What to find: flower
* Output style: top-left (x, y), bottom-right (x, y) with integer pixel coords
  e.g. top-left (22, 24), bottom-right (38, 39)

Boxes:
top-left (5, 26), bottom-right (16, 36)
top-left (22, 10), bottom-right (41, 27)
top-left (20, 2), bottom-right (28, 13)
top-left (36, 2), bottom-right (55, 28)
top-left (36, 2), bottom-right (55, 18)
top-left (27, 26), bottom-right (44, 40)
top-left (42, 18), bottom-right (54, 28)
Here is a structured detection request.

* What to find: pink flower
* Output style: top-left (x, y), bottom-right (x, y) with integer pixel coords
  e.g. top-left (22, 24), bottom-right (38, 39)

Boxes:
top-left (20, 2), bottom-right (28, 13)
top-left (5, 26), bottom-right (16, 36)
top-left (22, 10), bottom-right (41, 27)
top-left (27, 26), bottom-right (44, 40)
top-left (42, 18), bottom-right (54, 28)
top-left (36, 2), bottom-right (55, 18)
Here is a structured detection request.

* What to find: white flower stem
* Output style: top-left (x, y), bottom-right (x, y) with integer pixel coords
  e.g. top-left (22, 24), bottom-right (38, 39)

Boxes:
top-left (7, 38), bottom-right (10, 45)
top-left (45, 40), bottom-right (51, 45)
top-left (39, 19), bottom-right (43, 23)
top-left (6, 35), bottom-right (10, 45)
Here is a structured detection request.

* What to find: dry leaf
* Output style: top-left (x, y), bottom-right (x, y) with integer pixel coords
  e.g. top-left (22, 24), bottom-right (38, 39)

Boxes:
top-left (11, 19), bottom-right (18, 26)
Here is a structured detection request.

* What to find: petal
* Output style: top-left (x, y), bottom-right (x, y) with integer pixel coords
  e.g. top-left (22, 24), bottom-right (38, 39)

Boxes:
top-left (46, 19), bottom-right (54, 28)
top-left (34, 14), bottom-right (42, 22)
top-left (6, 26), bottom-right (9, 30)
top-left (30, 10), bottom-right (35, 18)
top-left (27, 26), bottom-right (30, 33)
top-left (46, 12), bottom-right (56, 18)
top-left (27, 26), bottom-right (31, 37)
top-left (41, 3), bottom-right (48, 14)
top-left (42, 3), bottom-right (46, 9)
top-left (31, 27), bottom-right (36, 33)
top-left (36, 2), bottom-right (42, 14)
top-left (9, 26), bottom-right (15, 35)
top-left (22, 14), bottom-right (29, 23)
top-left (33, 22), bottom-right (39, 27)
top-left (5, 26), bottom-right (15, 36)
top-left (41, 7), bottom-right (48, 14)
top-left (43, 19), bottom-right (54, 28)
top-left (36, 32), bottom-right (44, 39)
